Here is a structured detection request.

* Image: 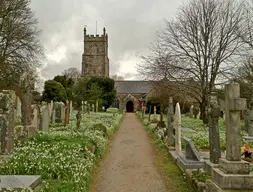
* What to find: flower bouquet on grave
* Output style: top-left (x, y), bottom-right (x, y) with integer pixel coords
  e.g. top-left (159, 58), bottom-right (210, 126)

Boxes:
top-left (241, 144), bottom-right (253, 162)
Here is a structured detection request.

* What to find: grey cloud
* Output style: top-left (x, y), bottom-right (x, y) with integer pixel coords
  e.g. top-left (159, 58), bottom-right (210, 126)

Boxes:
top-left (30, 0), bottom-right (183, 83)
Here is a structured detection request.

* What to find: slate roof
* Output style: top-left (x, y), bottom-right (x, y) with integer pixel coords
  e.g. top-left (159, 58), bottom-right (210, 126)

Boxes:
top-left (114, 81), bottom-right (153, 94)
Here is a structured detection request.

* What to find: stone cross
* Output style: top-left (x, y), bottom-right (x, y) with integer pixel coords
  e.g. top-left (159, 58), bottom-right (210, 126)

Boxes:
top-left (167, 97), bottom-right (174, 146)
top-left (225, 83), bottom-right (246, 161)
top-left (208, 92), bottom-right (221, 164)
top-left (174, 102), bottom-right (182, 154)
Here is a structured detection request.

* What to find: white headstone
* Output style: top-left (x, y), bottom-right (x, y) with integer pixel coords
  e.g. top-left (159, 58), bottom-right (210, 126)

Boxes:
top-left (175, 102), bottom-right (182, 155)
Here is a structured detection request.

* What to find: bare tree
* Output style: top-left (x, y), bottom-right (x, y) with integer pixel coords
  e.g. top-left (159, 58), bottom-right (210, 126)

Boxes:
top-left (111, 74), bottom-right (124, 81)
top-left (62, 67), bottom-right (81, 80)
top-left (0, 0), bottom-right (43, 90)
top-left (138, 0), bottom-right (244, 122)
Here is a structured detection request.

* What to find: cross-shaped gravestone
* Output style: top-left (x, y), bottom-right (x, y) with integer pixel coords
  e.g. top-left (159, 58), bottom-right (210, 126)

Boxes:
top-left (225, 83), bottom-right (246, 161)
top-left (208, 92), bottom-right (221, 164)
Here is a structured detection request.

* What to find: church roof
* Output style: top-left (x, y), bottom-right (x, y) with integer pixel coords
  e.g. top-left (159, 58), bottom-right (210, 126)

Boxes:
top-left (114, 81), bottom-right (153, 94)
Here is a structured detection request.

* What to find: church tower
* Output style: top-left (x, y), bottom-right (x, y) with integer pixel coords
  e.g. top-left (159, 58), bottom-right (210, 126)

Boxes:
top-left (81, 27), bottom-right (109, 77)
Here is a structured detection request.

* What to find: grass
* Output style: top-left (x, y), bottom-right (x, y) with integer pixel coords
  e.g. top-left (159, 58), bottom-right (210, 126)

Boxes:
top-left (138, 114), bottom-right (195, 192)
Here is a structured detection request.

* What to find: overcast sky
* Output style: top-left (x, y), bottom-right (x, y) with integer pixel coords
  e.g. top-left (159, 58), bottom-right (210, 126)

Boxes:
top-left (30, 0), bottom-right (184, 84)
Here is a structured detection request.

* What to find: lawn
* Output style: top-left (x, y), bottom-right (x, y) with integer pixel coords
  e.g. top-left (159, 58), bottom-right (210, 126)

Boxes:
top-left (0, 110), bottom-right (123, 192)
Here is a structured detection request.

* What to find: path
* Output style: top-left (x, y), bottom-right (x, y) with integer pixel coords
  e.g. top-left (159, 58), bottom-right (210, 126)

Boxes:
top-left (94, 113), bottom-right (168, 192)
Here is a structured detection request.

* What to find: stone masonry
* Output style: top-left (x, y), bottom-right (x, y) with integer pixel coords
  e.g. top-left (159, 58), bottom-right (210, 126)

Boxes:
top-left (81, 27), bottom-right (109, 77)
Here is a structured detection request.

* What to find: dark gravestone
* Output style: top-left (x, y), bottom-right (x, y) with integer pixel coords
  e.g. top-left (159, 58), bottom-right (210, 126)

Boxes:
top-left (55, 106), bottom-right (62, 123)
top-left (0, 116), bottom-right (7, 154)
top-left (208, 93), bottom-right (221, 164)
top-left (177, 137), bottom-right (204, 170)
top-left (184, 137), bottom-right (202, 161)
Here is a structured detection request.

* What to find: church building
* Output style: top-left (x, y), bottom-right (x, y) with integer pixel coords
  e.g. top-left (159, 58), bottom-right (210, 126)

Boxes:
top-left (81, 27), bottom-right (152, 112)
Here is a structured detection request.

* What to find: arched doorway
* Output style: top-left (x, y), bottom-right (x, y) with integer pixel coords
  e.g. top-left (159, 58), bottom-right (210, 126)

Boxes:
top-left (126, 101), bottom-right (134, 112)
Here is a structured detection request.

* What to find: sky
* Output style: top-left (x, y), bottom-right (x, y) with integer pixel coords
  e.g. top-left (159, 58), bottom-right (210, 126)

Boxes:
top-left (30, 0), bottom-right (184, 86)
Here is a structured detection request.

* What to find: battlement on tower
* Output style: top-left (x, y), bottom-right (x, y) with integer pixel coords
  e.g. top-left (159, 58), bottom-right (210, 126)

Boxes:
top-left (84, 34), bottom-right (107, 42)
top-left (83, 27), bottom-right (108, 42)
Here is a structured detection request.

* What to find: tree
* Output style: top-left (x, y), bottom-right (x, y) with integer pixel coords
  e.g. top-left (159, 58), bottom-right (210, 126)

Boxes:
top-left (72, 77), bottom-right (89, 109)
top-left (62, 67), bottom-right (81, 80)
top-left (111, 74), bottom-right (124, 81)
top-left (53, 75), bottom-right (74, 100)
top-left (88, 83), bottom-right (102, 112)
top-left (0, 0), bottom-right (43, 90)
top-left (138, 0), bottom-right (244, 123)
top-left (41, 80), bottom-right (67, 102)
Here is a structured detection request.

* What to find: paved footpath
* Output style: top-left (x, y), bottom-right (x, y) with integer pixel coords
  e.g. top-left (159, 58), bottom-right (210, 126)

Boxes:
top-left (94, 113), bottom-right (168, 192)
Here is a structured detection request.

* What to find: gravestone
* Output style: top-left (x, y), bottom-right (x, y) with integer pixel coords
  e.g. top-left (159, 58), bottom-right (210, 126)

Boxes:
top-left (174, 102), bottom-right (182, 155)
top-left (193, 105), bottom-right (199, 119)
top-left (167, 97), bottom-right (174, 146)
top-left (21, 93), bottom-right (33, 127)
top-left (16, 96), bottom-right (22, 124)
top-left (148, 105), bottom-right (151, 122)
top-left (189, 105), bottom-right (194, 118)
top-left (69, 100), bottom-right (73, 115)
top-left (55, 102), bottom-right (65, 123)
top-left (0, 115), bottom-right (7, 154)
top-left (64, 101), bottom-right (70, 126)
top-left (177, 137), bottom-right (204, 170)
top-left (40, 105), bottom-right (49, 132)
top-left (243, 95), bottom-right (253, 137)
top-left (208, 93), bottom-right (221, 164)
top-left (76, 110), bottom-right (82, 129)
top-left (0, 90), bottom-right (17, 154)
top-left (31, 105), bottom-right (39, 131)
top-left (0, 175), bottom-right (41, 191)
top-left (206, 83), bottom-right (253, 191)
top-left (154, 106), bottom-right (157, 121)
top-left (51, 102), bottom-right (56, 124)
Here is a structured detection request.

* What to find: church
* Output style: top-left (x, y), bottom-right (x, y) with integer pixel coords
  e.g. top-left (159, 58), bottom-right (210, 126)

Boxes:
top-left (81, 27), bottom-right (152, 112)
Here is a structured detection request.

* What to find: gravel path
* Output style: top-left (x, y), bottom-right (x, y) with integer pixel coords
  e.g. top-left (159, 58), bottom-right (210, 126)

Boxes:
top-left (94, 113), bottom-right (168, 192)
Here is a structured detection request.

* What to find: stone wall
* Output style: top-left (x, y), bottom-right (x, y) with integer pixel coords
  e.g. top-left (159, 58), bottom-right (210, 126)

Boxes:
top-left (81, 27), bottom-right (109, 77)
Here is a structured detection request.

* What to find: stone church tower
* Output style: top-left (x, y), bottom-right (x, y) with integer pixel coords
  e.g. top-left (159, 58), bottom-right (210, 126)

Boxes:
top-left (81, 27), bottom-right (109, 77)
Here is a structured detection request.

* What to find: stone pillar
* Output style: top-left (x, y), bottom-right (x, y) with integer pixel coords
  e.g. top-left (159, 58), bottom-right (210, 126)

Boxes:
top-left (167, 97), bottom-right (174, 146)
top-left (208, 92), bottom-right (221, 164)
top-left (174, 102), bottom-right (182, 155)
top-left (225, 83), bottom-right (246, 161)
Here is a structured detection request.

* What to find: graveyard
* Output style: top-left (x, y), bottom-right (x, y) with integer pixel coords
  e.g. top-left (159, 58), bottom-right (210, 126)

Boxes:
top-left (0, 89), bottom-right (123, 191)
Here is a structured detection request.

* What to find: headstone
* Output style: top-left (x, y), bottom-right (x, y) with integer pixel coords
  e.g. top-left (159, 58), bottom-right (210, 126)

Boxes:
top-left (193, 106), bottom-right (199, 119)
top-left (55, 102), bottom-right (65, 123)
top-left (16, 96), bottom-right (22, 124)
top-left (177, 137), bottom-right (204, 170)
top-left (174, 102), bottom-right (182, 155)
top-left (0, 175), bottom-right (41, 191)
top-left (31, 105), bottom-right (39, 131)
top-left (51, 102), bottom-right (56, 124)
top-left (0, 90), bottom-right (17, 154)
top-left (208, 92), bottom-right (221, 164)
top-left (21, 93), bottom-right (33, 127)
top-left (92, 104), bottom-right (95, 112)
top-left (154, 106), bottom-right (157, 121)
top-left (0, 115), bottom-right (7, 154)
top-left (76, 110), bottom-right (82, 129)
top-left (225, 83), bottom-right (246, 161)
top-left (40, 105), bottom-right (49, 132)
top-left (189, 105), bottom-right (194, 118)
top-left (64, 101), bottom-right (70, 127)
top-left (81, 101), bottom-right (84, 111)
top-left (206, 83), bottom-right (253, 191)
top-left (167, 97), bottom-right (174, 146)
